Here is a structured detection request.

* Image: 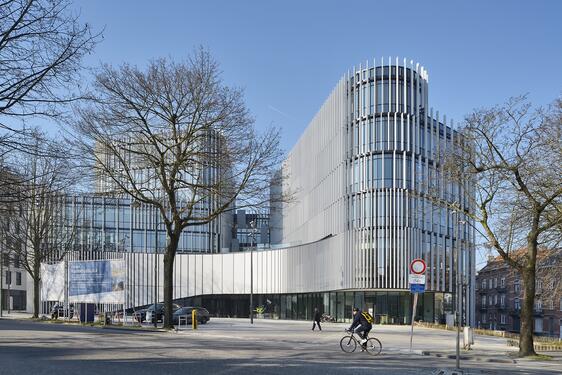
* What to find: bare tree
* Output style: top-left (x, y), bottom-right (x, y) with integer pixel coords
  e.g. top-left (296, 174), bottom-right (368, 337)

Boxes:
top-left (445, 96), bottom-right (562, 356)
top-left (1, 129), bottom-right (78, 317)
top-left (0, 0), bottom-right (100, 151)
top-left (71, 49), bottom-right (288, 328)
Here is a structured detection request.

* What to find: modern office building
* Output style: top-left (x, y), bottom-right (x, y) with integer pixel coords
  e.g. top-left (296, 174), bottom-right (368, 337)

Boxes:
top-left (57, 195), bottom-right (229, 255)
top-left (38, 57), bottom-right (475, 325)
top-left (268, 58), bottom-right (476, 324)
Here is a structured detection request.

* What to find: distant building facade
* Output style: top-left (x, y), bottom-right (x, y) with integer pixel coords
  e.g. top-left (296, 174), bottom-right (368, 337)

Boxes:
top-left (476, 251), bottom-right (562, 338)
top-left (0, 169), bottom-right (27, 311)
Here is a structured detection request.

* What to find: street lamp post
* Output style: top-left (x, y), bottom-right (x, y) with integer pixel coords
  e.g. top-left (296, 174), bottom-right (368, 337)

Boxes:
top-left (454, 211), bottom-right (462, 369)
top-left (452, 212), bottom-right (468, 370)
top-left (449, 206), bottom-right (461, 370)
top-left (153, 205), bottom-right (158, 328)
top-left (249, 219), bottom-right (257, 325)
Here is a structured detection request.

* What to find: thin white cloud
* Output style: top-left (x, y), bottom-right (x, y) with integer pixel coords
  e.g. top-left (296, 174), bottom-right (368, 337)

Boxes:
top-left (268, 105), bottom-right (294, 121)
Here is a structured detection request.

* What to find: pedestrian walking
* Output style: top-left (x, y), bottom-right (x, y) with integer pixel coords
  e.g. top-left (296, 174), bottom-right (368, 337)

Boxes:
top-left (312, 307), bottom-right (322, 331)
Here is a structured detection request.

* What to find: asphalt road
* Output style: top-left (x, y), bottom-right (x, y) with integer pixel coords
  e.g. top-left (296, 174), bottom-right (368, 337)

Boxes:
top-left (0, 318), bottom-right (560, 375)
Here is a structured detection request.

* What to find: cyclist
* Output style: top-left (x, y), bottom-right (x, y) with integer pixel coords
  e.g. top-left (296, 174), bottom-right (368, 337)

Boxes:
top-left (347, 307), bottom-right (373, 346)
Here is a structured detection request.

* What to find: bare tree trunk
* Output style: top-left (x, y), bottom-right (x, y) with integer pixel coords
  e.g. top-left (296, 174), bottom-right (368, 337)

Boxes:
top-left (33, 275), bottom-right (40, 319)
top-left (163, 233), bottom-right (180, 329)
top-left (519, 234), bottom-right (538, 357)
top-left (519, 266), bottom-right (536, 356)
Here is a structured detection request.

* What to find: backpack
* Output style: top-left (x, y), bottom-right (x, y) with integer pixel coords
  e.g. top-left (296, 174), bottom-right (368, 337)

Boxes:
top-left (361, 311), bottom-right (374, 324)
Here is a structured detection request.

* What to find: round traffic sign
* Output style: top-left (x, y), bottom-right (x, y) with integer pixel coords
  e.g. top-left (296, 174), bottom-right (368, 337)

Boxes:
top-left (410, 259), bottom-right (426, 274)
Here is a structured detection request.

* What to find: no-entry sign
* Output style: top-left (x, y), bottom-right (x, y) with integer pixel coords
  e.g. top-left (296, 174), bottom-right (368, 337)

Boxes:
top-left (409, 259), bottom-right (426, 275)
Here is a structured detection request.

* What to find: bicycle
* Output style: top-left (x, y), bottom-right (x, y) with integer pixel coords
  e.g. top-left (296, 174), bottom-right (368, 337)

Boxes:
top-left (321, 313), bottom-right (336, 323)
top-left (340, 329), bottom-right (382, 356)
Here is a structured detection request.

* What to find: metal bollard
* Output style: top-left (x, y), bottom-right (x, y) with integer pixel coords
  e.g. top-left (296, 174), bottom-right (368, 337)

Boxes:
top-left (192, 309), bottom-right (197, 330)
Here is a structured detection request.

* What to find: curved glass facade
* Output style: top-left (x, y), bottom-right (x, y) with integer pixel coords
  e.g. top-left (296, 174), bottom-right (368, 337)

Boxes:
top-left (346, 60), bottom-right (473, 298)
top-left (278, 57), bottom-right (475, 324)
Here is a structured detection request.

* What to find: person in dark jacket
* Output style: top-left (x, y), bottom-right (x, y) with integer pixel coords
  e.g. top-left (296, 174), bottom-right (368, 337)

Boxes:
top-left (312, 307), bottom-right (322, 331)
top-left (347, 307), bottom-right (372, 345)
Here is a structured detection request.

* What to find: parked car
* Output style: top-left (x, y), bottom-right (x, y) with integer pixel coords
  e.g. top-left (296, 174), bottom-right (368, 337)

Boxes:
top-left (172, 306), bottom-right (210, 325)
top-left (133, 307), bottom-right (149, 322)
top-left (50, 303), bottom-right (74, 319)
top-left (145, 303), bottom-right (182, 323)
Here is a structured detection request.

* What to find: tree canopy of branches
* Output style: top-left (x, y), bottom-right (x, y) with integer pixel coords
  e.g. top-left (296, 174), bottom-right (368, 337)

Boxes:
top-left (71, 49), bottom-right (287, 328)
top-left (446, 96), bottom-right (562, 356)
top-left (0, 0), bottom-right (100, 152)
top-left (1, 129), bottom-right (78, 317)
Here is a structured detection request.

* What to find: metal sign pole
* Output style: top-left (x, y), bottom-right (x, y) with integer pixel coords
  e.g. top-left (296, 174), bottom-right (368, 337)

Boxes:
top-left (123, 255), bottom-right (126, 326)
top-left (409, 258), bottom-right (426, 353)
top-left (410, 292), bottom-right (418, 352)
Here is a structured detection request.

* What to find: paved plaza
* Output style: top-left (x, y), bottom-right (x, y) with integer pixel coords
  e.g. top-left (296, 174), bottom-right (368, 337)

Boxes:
top-left (0, 315), bottom-right (560, 375)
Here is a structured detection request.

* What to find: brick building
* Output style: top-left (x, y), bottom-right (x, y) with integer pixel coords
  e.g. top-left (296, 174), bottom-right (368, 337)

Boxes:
top-left (476, 250), bottom-right (562, 338)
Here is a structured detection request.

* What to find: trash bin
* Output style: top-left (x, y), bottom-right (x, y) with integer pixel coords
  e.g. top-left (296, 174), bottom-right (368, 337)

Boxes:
top-left (79, 303), bottom-right (95, 323)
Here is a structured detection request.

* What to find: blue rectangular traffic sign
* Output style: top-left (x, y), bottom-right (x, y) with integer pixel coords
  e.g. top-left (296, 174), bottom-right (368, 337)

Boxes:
top-left (410, 284), bottom-right (425, 293)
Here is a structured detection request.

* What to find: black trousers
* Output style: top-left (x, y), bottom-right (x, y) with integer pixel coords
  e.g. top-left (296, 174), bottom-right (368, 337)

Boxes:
top-left (354, 324), bottom-right (372, 340)
top-left (312, 319), bottom-right (322, 330)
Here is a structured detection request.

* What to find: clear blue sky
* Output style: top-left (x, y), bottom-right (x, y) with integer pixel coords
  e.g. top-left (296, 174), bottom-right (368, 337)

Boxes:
top-left (74, 0), bottom-right (562, 153)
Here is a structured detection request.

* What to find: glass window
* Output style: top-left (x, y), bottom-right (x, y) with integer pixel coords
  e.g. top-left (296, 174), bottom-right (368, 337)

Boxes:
top-left (390, 79), bottom-right (397, 111)
top-left (382, 81), bottom-right (389, 112)
top-left (132, 230), bottom-right (145, 252)
top-left (355, 89), bottom-right (359, 118)
top-left (373, 154), bottom-right (382, 188)
top-left (119, 206), bottom-right (131, 228)
top-left (368, 120), bottom-right (374, 151)
top-left (354, 125), bottom-right (359, 154)
top-left (375, 117), bottom-right (385, 150)
top-left (16, 272), bottom-right (21, 285)
top-left (383, 155), bottom-right (393, 188)
top-left (376, 82), bottom-right (384, 112)
top-left (362, 85), bottom-right (367, 116)
top-left (93, 205), bottom-right (103, 227)
top-left (395, 155), bottom-right (403, 188)
top-left (534, 318), bottom-right (543, 333)
top-left (369, 82), bottom-right (374, 114)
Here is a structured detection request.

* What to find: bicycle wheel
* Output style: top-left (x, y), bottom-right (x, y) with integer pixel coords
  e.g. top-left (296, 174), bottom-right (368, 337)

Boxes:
top-left (364, 337), bottom-right (382, 356)
top-left (340, 335), bottom-right (357, 353)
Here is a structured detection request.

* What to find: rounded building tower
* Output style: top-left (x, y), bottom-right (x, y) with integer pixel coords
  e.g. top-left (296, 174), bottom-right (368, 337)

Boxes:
top-left (279, 57), bottom-right (475, 324)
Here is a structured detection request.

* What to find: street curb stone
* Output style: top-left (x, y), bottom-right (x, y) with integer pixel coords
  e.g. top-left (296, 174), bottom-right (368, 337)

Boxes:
top-left (422, 351), bottom-right (515, 364)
